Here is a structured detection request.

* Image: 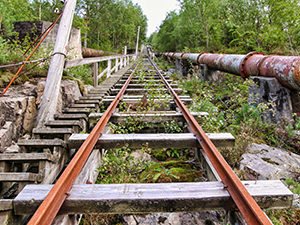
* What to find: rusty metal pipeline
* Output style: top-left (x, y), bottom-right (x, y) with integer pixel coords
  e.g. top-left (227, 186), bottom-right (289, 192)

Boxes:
top-left (82, 48), bottom-right (107, 58)
top-left (163, 52), bottom-right (300, 90)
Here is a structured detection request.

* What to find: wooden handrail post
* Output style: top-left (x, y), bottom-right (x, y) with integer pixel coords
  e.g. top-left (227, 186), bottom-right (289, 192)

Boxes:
top-left (135, 26), bottom-right (140, 57)
top-left (107, 59), bottom-right (111, 78)
top-left (36, 0), bottom-right (77, 127)
top-left (115, 58), bottom-right (119, 72)
top-left (120, 56), bottom-right (123, 68)
top-left (124, 46), bottom-right (127, 66)
top-left (93, 62), bottom-right (98, 87)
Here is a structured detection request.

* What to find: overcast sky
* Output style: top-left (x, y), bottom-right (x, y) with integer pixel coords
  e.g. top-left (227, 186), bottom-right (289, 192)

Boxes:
top-left (132, 0), bottom-right (180, 37)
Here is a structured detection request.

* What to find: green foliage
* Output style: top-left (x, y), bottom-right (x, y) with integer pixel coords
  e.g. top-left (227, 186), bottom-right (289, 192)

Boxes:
top-left (76, 0), bottom-right (147, 51)
top-left (140, 160), bottom-right (204, 183)
top-left (285, 178), bottom-right (300, 195)
top-left (96, 147), bottom-right (150, 184)
top-left (1, 0), bottom-right (147, 54)
top-left (177, 72), bottom-right (299, 166)
top-left (151, 0), bottom-right (300, 54)
top-left (66, 64), bottom-right (93, 85)
top-left (266, 177), bottom-right (300, 225)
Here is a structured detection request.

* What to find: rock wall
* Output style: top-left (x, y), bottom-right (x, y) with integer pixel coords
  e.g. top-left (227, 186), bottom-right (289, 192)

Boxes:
top-left (249, 77), bottom-right (293, 123)
top-left (13, 21), bottom-right (82, 60)
top-left (0, 79), bottom-right (81, 152)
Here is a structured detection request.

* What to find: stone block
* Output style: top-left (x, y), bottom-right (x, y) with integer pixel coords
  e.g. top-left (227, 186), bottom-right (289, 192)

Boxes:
top-left (0, 122), bottom-right (13, 152)
top-left (249, 76), bottom-right (293, 123)
top-left (13, 21), bottom-right (82, 59)
top-left (23, 96), bottom-right (37, 133)
top-left (196, 64), bottom-right (225, 82)
top-left (61, 80), bottom-right (82, 108)
top-left (240, 143), bottom-right (300, 180)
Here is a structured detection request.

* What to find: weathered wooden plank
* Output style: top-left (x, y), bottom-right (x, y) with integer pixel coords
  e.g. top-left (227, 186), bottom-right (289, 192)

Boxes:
top-left (35, 0), bottom-right (77, 127)
top-left (18, 139), bottom-right (65, 148)
top-left (104, 95), bottom-right (190, 99)
top-left (0, 200), bottom-right (12, 211)
top-left (68, 133), bottom-right (235, 149)
top-left (115, 84), bottom-right (177, 89)
top-left (64, 55), bottom-right (134, 69)
top-left (45, 120), bottom-right (82, 129)
top-left (14, 180), bottom-right (293, 215)
top-left (0, 173), bottom-right (42, 182)
top-left (0, 153), bottom-right (55, 162)
top-left (101, 99), bottom-right (192, 107)
top-left (33, 128), bottom-right (74, 135)
top-left (89, 112), bottom-right (208, 124)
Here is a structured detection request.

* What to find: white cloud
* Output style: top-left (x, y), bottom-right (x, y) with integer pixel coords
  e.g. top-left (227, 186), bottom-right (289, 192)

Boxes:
top-left (132, 0), bottom-right (180, 37)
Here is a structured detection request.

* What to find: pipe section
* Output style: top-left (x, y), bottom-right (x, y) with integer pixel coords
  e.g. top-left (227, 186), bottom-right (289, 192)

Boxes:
top-left (82, 48), bottom-right (106, 58)
top-left (163, 52), bottom-right (300, 90)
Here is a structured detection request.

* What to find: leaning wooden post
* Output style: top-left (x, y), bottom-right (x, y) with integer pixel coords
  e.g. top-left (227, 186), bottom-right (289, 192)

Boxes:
top-left (107, 59), bottom-right (111, 78)
top-left (93, 62), bottom-right (98, 87)
top-left (36, 0), bottom-right (77, 127)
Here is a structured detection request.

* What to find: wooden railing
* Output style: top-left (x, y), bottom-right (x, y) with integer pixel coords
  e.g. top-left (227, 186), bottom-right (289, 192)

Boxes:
top-left (64, 54), bottom-right (135, 87)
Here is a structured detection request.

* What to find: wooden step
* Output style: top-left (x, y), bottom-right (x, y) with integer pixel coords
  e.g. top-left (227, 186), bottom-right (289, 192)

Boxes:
top-left (54, 113), bottom-right (88, 121)
top-left (101, 98), bottom-right (192, 107)
top-left (111, 88), bottom-right (183, 95)
top-left (62, 108), bottom-right (92, 114)
top-left (118, 79), bottom-right (172, 84)
top-left (0, 172), bottom-right (42, 182)
top-left (18, 139), bottom-right (65, 149)
top-left (85, 93), bottom-right (107, 97)
top-left (33, 128), bottom-right (74, 135)
top-left (45, 120), bottom-right (83, 132)
top-left (68, 133), bottom-right (235, 149)
top-left (89, 112), bottom-right (208, 125)
top-left (14, 180), bottom-right (293, 215)
top-left (103, 95), bottom-right (191, 99)
top-left (0, 153), bottom-right (54, 162)
top-left (71, 103), bottom-right (96, 108)
top-left (79, 96), bottom-right (102, 101)
top-left (75, 99), bottom-right (100, 104)
top-left (32, 128), bottom-right (74, 140)
top-left (114, 84), bottom-right (178, 89)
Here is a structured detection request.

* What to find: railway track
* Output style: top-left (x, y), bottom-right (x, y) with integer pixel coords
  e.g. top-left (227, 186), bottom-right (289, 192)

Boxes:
top-left (0, 55), bottom-right (293, 225)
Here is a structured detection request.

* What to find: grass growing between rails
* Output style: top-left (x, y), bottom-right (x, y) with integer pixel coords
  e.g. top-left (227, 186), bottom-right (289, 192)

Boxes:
top-left (80, 60), bottom-right (207, 224)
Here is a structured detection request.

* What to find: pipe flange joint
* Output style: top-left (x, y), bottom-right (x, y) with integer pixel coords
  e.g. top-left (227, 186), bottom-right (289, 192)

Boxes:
top-left (171, 52), bottom-right (178, 58)
top-left (240, 51), bottom-right (265, 78)
top-left (181, 52), bottom-right (188, 59)
top-left (196, 52), bottom-right (209, 64)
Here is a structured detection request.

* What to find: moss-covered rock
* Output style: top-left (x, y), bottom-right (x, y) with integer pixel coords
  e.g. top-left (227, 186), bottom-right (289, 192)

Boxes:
top-left (150, 148), bottom-right (168, 161)
top-left (140, 160), bottom-right (203, 183)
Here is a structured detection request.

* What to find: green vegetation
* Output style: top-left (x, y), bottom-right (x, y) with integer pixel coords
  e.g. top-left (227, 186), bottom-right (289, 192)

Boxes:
top-left (266, 178), bottom-right (300, 224)
top-left (150, 0), bottom-right (300, 55)
top-left (0, 0), bottom-right (147, 52)
top-left (157, 58), bottom-right (300, 224)
top-left (0, 0), bottom-right (147, 88)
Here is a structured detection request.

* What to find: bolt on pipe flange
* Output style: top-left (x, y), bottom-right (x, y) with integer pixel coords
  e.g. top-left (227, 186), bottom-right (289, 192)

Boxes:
top-left (240, 51), bottom-right (265, 78)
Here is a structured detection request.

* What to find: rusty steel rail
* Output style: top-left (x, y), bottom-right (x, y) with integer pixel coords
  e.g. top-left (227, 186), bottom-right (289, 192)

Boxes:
top-left (163, 51), bottom-right (300, 90)
top-left (149, 57), bottom-right (272, 225)
top-left (27, 62), bottom-right (140, 225)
